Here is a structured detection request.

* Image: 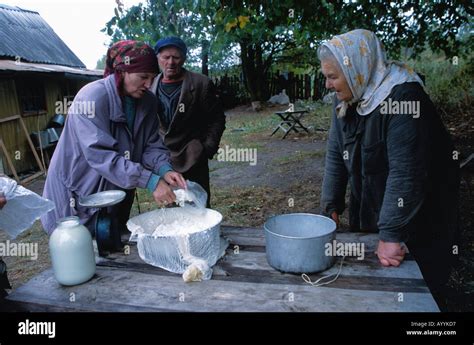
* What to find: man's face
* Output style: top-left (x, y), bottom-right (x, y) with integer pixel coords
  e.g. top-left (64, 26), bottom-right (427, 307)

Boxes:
top-left (157, 46), bottom-right (185, 80)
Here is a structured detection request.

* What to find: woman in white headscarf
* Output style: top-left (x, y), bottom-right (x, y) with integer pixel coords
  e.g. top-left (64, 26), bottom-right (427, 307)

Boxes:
top-left (319, 29), bottom-right (459, 310)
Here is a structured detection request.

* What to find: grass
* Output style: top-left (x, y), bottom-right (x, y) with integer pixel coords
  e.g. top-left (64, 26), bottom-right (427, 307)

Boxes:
top-left (222, 109), bottom-right (281, 147)
top-left (210, 181), bottom-right (325, 228)
top-left (1, 221), bottom-right (50, 289)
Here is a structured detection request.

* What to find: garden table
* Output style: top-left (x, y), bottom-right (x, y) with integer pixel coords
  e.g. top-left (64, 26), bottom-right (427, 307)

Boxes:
top-left (5, 225), bottom-right (439, 312)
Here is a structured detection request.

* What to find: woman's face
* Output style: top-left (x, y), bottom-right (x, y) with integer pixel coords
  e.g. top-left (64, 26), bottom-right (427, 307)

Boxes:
top-left (123, 72), bottom-right (156, 98)
top-left (321, 60), bottom-right (353, 102)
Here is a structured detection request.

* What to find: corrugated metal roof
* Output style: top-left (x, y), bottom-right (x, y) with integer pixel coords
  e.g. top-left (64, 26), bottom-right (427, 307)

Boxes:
top-left (0, 59), bottom-right (103, 77)
top-left (0, 4), bottom-right (86, 68)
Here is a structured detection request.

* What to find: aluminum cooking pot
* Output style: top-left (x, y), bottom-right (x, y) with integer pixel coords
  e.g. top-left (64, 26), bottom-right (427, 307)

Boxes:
top-left (50, 114), bottom-right (65, 127)
top-left (264, 213), bottom-right (336, 273)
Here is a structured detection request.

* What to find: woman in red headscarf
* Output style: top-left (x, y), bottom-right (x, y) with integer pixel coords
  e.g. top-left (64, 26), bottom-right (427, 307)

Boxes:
top-left (42, 41), bottom-right (186, 253)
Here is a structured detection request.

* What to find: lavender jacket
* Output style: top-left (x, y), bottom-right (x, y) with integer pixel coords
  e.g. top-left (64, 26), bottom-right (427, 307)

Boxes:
top-left (41, 75), bottom-right (170, 234)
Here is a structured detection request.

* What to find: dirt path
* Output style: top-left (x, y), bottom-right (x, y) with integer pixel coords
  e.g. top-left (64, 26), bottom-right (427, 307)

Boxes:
top-left (210, 138), bottom-right (327, 190)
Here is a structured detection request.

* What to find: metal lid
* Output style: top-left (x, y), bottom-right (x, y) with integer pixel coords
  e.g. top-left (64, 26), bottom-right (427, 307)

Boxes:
top-left (79, 190), bottom-right (126, 208)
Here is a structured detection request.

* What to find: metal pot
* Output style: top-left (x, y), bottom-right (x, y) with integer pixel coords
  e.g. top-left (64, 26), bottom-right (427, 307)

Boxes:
top-left (264, 213), bottom-right (336, 273)
top-left (50, 114), bottom-right (65, 127)
top-left (47, 128), bottom-right (60, 143)
top-left (30, 130), bottom-right (50, 148)
top-left (127, 207), bottom-right (225, 275)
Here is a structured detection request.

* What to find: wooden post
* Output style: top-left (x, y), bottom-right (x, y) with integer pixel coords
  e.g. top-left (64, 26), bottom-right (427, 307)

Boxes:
top-left (313, 74), bottom-right (318, 100)
top-left (300, 75), bottom-right (304, 99)
top-left (0, 138), bottom-right (20, 182)
top-left (0, 114), bottom-right (45, 185)
top-left (17, 116), bottom-right (45, 173)
top-left (288, 72), bottom-right (294, 102)
top-left (305, 74), bottom-right (311, 100)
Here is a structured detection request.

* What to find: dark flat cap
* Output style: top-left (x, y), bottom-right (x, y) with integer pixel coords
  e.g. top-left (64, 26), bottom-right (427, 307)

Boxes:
top-left (154, 37), bottom-right (187, 58)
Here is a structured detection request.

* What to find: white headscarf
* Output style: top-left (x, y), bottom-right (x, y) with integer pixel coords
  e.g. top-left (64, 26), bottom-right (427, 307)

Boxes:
top-left (321, 29), bottom-right (424, 117)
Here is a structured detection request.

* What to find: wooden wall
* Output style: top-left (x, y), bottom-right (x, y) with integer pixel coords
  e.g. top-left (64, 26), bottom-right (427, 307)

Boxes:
top-left (0, 74), bottom-right (91, 175)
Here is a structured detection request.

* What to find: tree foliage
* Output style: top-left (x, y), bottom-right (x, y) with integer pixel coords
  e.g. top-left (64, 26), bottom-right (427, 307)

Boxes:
top-left (104, 0), bottom-right (472, 101)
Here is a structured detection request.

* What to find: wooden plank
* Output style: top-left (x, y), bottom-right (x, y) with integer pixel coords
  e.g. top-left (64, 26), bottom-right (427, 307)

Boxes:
top-left (219, 249), bottom-right (422, 280)
top-left (6, 267), bottom-right (439, 312)
top-left (99, 240), bottom-right (425, 292)
top-left (103, 242), bottom-right (419, 281)
top-left (0, 114), bottom-right (45, 178)
top-left (0, 114), bottom-right (21, 124)
top-left (18, 115), bottom-right (45, 173)
top-left (19, 171), bottom-right (44, 186)
top-left (221, 226), bottom-right (414, 260)
top-left (221, 225), bottom-right (264, 245)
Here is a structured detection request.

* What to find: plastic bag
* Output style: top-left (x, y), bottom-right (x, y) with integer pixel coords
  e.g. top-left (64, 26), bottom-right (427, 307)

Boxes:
top-left (0, 177), bottom-right (55, 238)
top-left (127, 206), bottom-right (228, 282)
top-left (172, 180), bottom-right (207, 209)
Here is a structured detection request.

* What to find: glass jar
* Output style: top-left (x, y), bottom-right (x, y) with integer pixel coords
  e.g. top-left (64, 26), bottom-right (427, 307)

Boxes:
top-left (49, 216), bottom-right (96, 286)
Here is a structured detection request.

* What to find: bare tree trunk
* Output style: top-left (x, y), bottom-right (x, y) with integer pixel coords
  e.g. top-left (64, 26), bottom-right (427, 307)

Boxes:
top-left (239, 41), bottom-right (270, 103)
top-left (201, 40), bottom-right (209, 76)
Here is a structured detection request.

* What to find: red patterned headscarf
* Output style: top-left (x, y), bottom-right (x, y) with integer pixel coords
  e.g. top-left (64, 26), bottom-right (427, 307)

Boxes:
top-left (103, 40), bottom-right (159, 94)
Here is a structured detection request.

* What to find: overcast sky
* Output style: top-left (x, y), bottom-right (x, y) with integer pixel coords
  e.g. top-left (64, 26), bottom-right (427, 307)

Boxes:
top-left (1, 0), bottom-right (143, 69)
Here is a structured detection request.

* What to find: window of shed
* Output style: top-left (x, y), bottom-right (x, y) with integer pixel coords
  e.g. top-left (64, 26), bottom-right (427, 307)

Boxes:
top-left (15, 78), bottom-right (47, 116)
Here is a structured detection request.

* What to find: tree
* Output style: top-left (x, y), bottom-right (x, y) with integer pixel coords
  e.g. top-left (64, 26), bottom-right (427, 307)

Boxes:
top-left (96, 55), bottom-right (106, 70)
top-left (103, 0), bottom-right (229, 75)
top-left (214, 1), bottom-right (315, 102)
top-left (216, 0), bottom-right (472, 101)
top-left (104, 0), bottom-right (472, 102)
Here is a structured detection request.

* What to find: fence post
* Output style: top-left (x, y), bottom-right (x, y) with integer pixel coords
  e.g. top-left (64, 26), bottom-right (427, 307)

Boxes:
top-left (305, 74), bottom-right (311, 100)
top-left (299, 75), bottom-right (304, 99)
top-left (313, 74), bottom-right (319, 100)
top-left (288, 72), bottom-right (294, 102)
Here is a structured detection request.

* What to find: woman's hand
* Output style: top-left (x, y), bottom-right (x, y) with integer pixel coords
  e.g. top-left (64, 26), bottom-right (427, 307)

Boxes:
top-left (0, 192), bottom-right (6, 210)
top-left (163, 171), bottom-right (187, 189)
top-left (152, 179), bottom-right (176, 206)
top-left (376, 240), bottom-right (406, 267)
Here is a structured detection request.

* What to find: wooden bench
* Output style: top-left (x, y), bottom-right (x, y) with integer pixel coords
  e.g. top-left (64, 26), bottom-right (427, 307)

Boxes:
top-left (5, 226), bottom-right (439, 312)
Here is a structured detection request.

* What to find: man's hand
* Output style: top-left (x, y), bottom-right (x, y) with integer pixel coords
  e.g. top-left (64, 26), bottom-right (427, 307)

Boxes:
top-left (331, 211), bottom-right (340, 228)
top-left (163, 171), bottom-right (187, 189)
top-left (152, 179), bottom-right (176, 206)
top-left (376, 240), bottom-right (406, 267)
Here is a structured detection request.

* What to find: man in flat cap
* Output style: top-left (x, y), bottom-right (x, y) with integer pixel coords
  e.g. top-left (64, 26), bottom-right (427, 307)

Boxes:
top-left (151, 37), bottom-right (225, 207)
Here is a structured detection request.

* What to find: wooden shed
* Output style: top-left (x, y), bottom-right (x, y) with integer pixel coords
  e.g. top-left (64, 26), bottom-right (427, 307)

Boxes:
top-left (0, 4), bottom-right (102, 180)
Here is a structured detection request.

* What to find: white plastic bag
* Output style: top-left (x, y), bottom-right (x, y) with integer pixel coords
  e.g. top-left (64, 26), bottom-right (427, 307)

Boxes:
top-left (0, 177), bottom-right (55, 238)
top-left (172, 180), bottom-right (207, 209)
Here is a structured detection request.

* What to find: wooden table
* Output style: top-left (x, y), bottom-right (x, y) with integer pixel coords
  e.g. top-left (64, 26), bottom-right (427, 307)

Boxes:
top-left (5, 226), bottom-right (439, 312)
top-left (270, 110), bottom-right (310, 139)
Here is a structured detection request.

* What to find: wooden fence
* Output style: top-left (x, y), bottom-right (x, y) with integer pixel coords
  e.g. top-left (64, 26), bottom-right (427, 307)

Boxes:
top-left (213, 71), bottom-right (330, 108)
top-left (212, 75), bottom-right (248, 109)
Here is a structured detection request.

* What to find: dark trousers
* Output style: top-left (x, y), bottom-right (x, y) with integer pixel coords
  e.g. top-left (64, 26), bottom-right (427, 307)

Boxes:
top-left (182, 158), bottom-right (211, 208)
top-left (0, 258), bottom-right (11, 299)
top-left (84, 189), bottom-right (135, 235)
